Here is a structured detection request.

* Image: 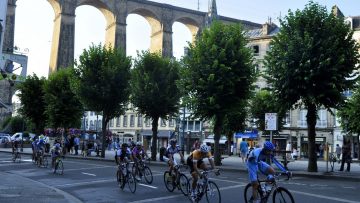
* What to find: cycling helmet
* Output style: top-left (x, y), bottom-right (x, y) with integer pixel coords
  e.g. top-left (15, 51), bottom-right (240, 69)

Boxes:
top-left (55, 143), bottom-right (61, 148)
top-left (121, 143), bottom-right (128, 148)
top-left (200, 144), bottom-right (209, 153)
top-left (263, 141), bottom-right (275, 151)
top-left (136, 141), bottom-right (142, 146)
top-left (169, 138), bottom-right (177, 145)
top-left (130, 141), bottom-right (136, 147)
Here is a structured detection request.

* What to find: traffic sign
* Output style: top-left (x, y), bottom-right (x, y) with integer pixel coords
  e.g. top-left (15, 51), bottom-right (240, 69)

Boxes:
top-left (265, 113), bottom-right (277, 131)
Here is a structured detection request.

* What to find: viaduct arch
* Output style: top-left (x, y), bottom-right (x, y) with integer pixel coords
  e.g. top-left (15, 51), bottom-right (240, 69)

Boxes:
top-left (44, 0), bottom-right (261, 74)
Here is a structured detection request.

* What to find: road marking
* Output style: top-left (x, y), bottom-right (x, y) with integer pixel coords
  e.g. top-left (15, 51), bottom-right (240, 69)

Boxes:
top-left (22, 159), bottom-right (33, 162)
top-left (65, 166), bottom-right (113, 172)
top-left (82, 172), bottom-right (96, 176)
top-left (291, 190), bottom-right (360, 203)
top-left (343, 186), bottom-right (356, 189)
top-left (138, 183), bottom-right (157, 189)
top-left (129, 184), bottom-right (245, 203)
top-left (55, 178), bottom-right (114, 187)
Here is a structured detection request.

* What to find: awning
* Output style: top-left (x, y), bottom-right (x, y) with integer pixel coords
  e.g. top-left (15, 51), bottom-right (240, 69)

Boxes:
top-left (202, 138), bottom-right (227, 144)
top-left (141, 130), bottom-right (172, 138)
top-left (235, 130), bottom-right (258, 139)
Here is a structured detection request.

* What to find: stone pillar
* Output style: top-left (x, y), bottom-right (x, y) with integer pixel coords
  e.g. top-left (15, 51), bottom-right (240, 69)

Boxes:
top-left (150, 9), bottom-right (173, 58)
top-left (49, 1), bottom-right (76, 74)
top-left (3, 0), bottom-right (16, 52)
top-left (105, 21), bottom-right (126, 52)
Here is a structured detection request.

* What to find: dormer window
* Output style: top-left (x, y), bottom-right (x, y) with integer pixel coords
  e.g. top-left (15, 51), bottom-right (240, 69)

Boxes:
top-left (253, 45), bottom-right (259, 56)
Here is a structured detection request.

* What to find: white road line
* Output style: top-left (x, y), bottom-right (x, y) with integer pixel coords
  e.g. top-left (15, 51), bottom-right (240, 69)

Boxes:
top-left (129, 184), bottom-right (245, 203)
top-left (138, 183), bottom-right (157, 189)
top-left (343, 186), bottom-right (356, 189)
top-left (81, 172), bottom-right (96, 176)
top-left (66, 166), bottom-right (113, 172)
top-left (54, 178), bottom-right (114, 187)
top-left (291, 190), bottom-right (360, 203)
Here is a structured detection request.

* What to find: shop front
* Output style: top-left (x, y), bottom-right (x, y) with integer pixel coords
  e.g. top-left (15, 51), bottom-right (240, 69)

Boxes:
top-left (300, 137), bottom-right (326, 158)
top-left (234, 130), bottom-right (258, 155)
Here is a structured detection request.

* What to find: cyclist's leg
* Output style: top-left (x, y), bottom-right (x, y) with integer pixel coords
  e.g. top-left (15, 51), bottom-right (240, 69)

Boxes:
top-left (247, 161), bottom-right (259, 201)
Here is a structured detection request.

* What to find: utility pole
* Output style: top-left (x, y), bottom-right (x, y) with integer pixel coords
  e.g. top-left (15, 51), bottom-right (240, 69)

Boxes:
top-left (197, 0), bottom-right (200, 10)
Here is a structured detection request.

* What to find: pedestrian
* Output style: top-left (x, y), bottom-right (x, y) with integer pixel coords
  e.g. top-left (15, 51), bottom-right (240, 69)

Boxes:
top-left (74, 136), bottom-right (80, 155)
top-left (319, 144), bottom-right (324, 158)
top-left (335, 144), bottom-right (342, 163)
top-left (286, 142), bottom-right (292, 159)
top-left (239, 140), bottom-right (248, 163)
top-left (339, 138), bottom-right (352, 172)
top-left (192, 139), bottom-right (200, 151)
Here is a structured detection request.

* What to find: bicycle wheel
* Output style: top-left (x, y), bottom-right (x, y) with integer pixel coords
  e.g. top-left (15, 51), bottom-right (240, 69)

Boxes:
top-left (57, 160), bottom-right (64, 175)
top-left (132, 164), bottom-right (140, 181)
top-left (116, 170), bottom-right (125, 190)
top-left (12, 153), bottom-right (16, 162)
top-left (272, 187), bottom-right (294, 203)
top-left (127, 173), bottom-right (137, 193)
top-left (43, 156), bottom-right (48, 168)
top-left (163, 171), bottom-right (175, 192)
top-left (244, 183), bottom-right (262, 203)
top-left (17, 153), bottom-right (21, 163)
top-left (143, 166), bottom-right (153, 184)
top-left (179, 173), bottom-right (189, 196)
top-left (205, 181), bottom-right (221, 203)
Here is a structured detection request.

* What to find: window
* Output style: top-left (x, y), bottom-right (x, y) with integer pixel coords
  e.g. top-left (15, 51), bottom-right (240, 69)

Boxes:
top-left (109, 119), bottom-right (114, 127)
top-left (116, 117), bottom-right (120, 127)
top-left (130, 115), bottom-right (135, 127)
top-left (283, 111), bottom-right (291, 127)
top-left (188, 120), bottom-right (194, 131)
top-left (253, 45), bottom-right (259, 56)
top-left (123, 115), bottom-right (128, 127)
top-left (316, 109), bottom-right (327, 128)
top-left (145, 118), bottom-right (150, 127)
top-left (195, 121), bottom-right (201, 131)
top-left (90, 120), bottom-right (94, 130)
top-left (161, 118), bottom-right (166, 127)
top-left (169, 118), bottom-right (174, 127)
top-left (137, 114), bottom-right (143, 127)
top-left (298, 109), bottom-right (307, 127)
top-left (98, 120), bottom-right (102, 129)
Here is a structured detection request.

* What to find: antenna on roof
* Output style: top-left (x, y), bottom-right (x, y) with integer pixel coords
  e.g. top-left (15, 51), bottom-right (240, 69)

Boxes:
top-left (198, 0), bottom-right (200, 10)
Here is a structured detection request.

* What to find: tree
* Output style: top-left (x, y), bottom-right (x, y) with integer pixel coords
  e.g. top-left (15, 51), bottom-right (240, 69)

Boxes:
top-left (338, 85), bottom-right (360, 160)
top-left (182, 21), bottom-right (256, 165)
top-left (249, 89), bottom-right (285, 133)
top-left (131, 51), bottom-right (181, 161)
top-left (43, 68), bottom-right (83, 133)
top-left (265, 1), bottom-right (360, 172)
top-left (72, 44), bottom-right (132, 158)
top-left (17, 74), bottom-right (47, 134)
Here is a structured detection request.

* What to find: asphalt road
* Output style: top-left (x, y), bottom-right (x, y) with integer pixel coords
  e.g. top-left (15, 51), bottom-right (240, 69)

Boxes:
top-left (0, 152), bottom-right (359, 203)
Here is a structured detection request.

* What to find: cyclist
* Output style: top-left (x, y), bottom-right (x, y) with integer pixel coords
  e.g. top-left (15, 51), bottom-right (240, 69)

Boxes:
top-left (116, 143), bottom-right (133, 166)
top-left (51, 143), bottom-right (62, 169)
top-left (36, 136), bottom-right (46, 163)
top-left (132, 142), bottom-right (149, 180)
top-left (187, 144), bottom-right (219, 201)
top-left (11, 138), bottom-right (20, 154)
top-left (247, 141), bottom-right (289, 203)
top-left (164, 138), bottom-right (185, 176)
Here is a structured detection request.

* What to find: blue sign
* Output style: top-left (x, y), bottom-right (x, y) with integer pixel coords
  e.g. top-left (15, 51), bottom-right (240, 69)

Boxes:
top-left (235, 130), bottom-right (258, 139)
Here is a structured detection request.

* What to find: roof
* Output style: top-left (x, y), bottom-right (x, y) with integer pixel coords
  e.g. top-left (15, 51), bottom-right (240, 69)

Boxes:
top-left (246, 26), bottom-right (280, 39)
top-left (141, 130), bottom-right (172, 138)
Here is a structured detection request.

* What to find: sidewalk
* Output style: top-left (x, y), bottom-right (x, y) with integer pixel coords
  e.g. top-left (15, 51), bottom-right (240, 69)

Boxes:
top-left (1, 147), bottom-right (360, 181)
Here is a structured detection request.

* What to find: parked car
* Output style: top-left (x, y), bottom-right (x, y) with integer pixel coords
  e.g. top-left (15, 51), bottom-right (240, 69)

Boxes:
top-left (0, 133), bottom-right (11, 145)
top-left (11, 132), bottom-right (36, 142)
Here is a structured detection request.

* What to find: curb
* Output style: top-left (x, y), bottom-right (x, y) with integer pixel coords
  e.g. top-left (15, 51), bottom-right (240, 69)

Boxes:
top-left (1, 150), bottom-right (360, 182)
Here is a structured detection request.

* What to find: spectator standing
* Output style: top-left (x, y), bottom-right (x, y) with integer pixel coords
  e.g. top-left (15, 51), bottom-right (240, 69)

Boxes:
top-left (74, 136), bottom-right (80, 155)
top-left (335, 144), bottom-right (342, 163)
top-left (239, 140), bottom-right (248, 162)
top-left (286, 142), bottom-right (292, 159)
top-left (192, 139), bottom-right (200, 151)
top-left (339, 138), bottom-right (352, 172)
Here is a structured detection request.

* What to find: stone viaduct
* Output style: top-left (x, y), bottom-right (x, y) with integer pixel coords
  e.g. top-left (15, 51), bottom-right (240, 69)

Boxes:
top-left (45, 0), bottom-right (261, 74)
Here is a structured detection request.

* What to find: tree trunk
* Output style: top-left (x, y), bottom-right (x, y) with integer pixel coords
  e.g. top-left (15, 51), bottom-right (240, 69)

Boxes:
top-left (358, 134), bottom-right (360, 161)
top-left (213, 115), bottom-right (224, 166)
top-left (306, 103), bottom-right (318, 172)
top-left (151, 116), bottom-right (159, 161)
top-left (227, 133), bottom-right (232, 156)
top-left (101, 117), bottom-right (108, 158)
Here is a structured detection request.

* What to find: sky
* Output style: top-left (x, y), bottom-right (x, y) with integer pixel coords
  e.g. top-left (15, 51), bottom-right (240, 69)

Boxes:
top-left (11, 0), bottom-right (360, 78)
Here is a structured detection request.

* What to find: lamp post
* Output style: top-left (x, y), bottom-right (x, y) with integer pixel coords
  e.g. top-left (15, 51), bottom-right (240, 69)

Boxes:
top-left (187, 130), bottom-right (191, 154)
top-left (181, 106), bottom-right (186, 152)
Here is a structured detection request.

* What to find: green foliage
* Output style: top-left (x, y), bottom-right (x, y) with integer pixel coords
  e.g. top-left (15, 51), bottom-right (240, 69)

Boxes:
top-left (249, 89), bottom-right (285, 132)
top-left (44, 68), bottom-right (83, 130)
top-left (181, 21), bottom-right (256, 120)
top-left (265, 1), bottom-right (360, 111)
top-left (131, 51), bottom-right (181, 119)
top-left (9, 116), bottom-right (26, 133)
top-left (16, 74), bottom-right (47, 134)
top-left (73, 44), bottom-right (132, 122)
top-left (0, 116), bottom-right (11, 130)
top-left (338, 85), bottom-right (360, 135)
